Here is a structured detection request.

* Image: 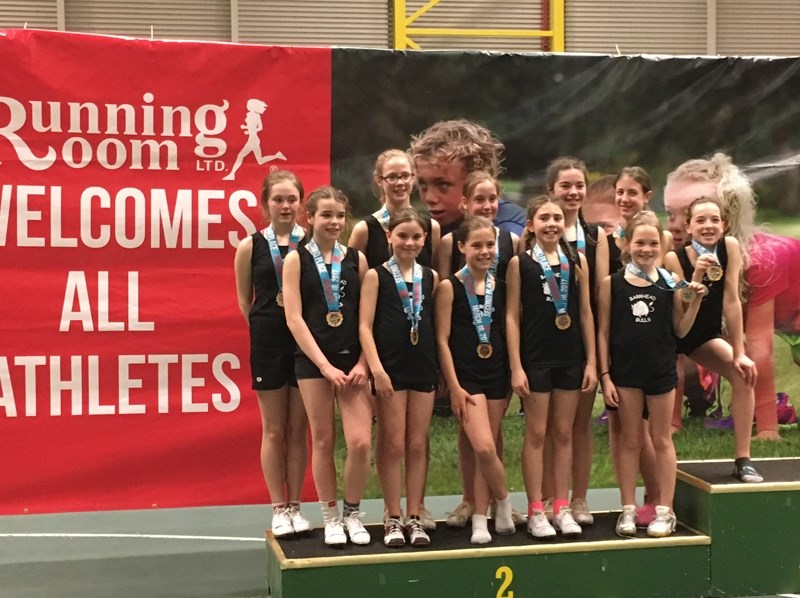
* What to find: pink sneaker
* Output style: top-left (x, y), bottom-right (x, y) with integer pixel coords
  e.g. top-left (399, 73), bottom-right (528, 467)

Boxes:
top-left (636, 503), bottom-right (657, 528)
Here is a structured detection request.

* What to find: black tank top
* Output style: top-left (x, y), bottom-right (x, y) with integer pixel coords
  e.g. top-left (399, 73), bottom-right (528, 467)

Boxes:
top-left (363, 214), bottom-right (434, 268)
top-left (448, 275), bottom-right (509, 388)
top-left (249, 232), bottom-right (302, 349)
top-left (608, 232), bottom-right (624, 274)
top-left (298, 245), bottom-right (361, 356)
top-left (518, 251), bottom-right (584, 368)
top-left (450, 228), bottom-right (514, 281)
top-left (675, 240), bottom-right (728, 353)
top-left (609, 270), bottom-right (676, 384)
top-left (373, 266), bottom-right (438, 383)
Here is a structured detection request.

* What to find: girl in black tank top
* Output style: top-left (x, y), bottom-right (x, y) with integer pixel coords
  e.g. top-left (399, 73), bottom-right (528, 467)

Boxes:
top-left (349, 149), bottom-right (439, 268)
top-left (282, 186), bottom-right (373, 548)
top-left (359, 209), bottom-right (439, 547)
top-left (663, 197), bottom-right (761, 484)
top-left (506, 195), bottom-right (596, 538)
top-left (233, 170), bottom-right (311, 537)
top-left (435, 217), bottom-right (517, 545)
top-left (597, 211), bottom-right (707, 537)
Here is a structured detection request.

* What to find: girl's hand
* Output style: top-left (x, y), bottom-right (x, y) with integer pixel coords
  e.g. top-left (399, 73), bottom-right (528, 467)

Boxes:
top-left (688, 280), bottom-right (709, 301)
top-left (321, 363), bottom-right (349, 391)
top-left (692, 253), bottom-right (716, 281)
top-left (372, 369), bottom-right (394, 398)
top-left (345, 361), bottom-right (369, 387)
top-left (601, 375), bottom-right (619, 407)
top-left (511, 367), bottom-right (530, 400)
top-left (581, 364), bottom-right (597, 392)
top-left (450, 387), bottom-right (476, 424)
top-left (733, 354), bottom-right (758, 386)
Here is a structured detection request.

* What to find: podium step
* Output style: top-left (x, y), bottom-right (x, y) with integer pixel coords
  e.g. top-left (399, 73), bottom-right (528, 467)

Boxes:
top-left (265, 512), bottom-right (709, 598)
top-left (676, 457), bottom-right (800, 597)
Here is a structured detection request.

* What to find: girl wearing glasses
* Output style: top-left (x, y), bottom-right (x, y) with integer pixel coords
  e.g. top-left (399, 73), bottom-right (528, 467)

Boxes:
top-left (349, 149), bottom-right (441, 268)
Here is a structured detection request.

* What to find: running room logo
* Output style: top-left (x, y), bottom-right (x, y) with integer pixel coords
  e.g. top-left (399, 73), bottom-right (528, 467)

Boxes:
top-left (0, 93), bottom-right (285, 179)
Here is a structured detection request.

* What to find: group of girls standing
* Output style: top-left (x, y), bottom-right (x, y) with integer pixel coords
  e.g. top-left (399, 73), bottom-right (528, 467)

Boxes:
top-left (235, 149), bottom-right (762, 550)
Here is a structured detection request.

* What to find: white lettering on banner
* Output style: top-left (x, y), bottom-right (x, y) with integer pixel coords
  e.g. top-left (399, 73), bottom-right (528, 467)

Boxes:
top-left (59, 271), bottom-right (155, 332)
top-left (0, 93), bottom-right (230, 172)
top-left (0, 185), bottom-right (257, 249)
top-left (0, 353), bottom-right (241, 417)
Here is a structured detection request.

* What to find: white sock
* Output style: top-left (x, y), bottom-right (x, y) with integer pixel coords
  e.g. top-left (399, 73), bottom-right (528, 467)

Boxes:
top-left (320, 501), bottom-right (339, 524)
top-left (494, 495), bottom-right (515, 533)
top-left (471, 514), bottom-right (492, 544)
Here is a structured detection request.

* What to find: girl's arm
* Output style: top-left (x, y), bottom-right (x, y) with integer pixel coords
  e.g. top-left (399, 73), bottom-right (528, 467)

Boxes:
top-left (346, 250), bottom-right (370, 386)
top-left (722, 236), bottom-right (757, 384)
top-left (577, 254), bottom-right (597, 391)
top-left (511, 232), bottom-right (520, 256)
top-left (430, 219), bottom-right (442, 265)
top-left (435, 280), bottom-right (474, 423)
top-left (663, 250), bottom-right (683, 281)
top-left (358, 269), bottom-right (392, 397)
top-left (347, 220), bottom-right (369, 254)
top-left (233, 236), bottom-right (254, 323)
top-left (672, 273), bottom-right (708, 338)
top-left (593, 226), bottom-right (609, 298)
top-left (660, 230), bottom-right (674, 264)
top-left (283, 251), bottom-right (348, 388)
top-left (437, 233), bottom-right (455, 279)
top-left (505, 256), bottom-right (530, 398)
top-left (597, 276), bottom-right (617, 406)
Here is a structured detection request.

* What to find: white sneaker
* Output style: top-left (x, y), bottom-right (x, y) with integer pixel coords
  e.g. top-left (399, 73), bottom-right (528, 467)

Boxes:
top-left (383, 517), bottom-right (405, 547)
top-left (616, 505), bottom-right (637, 537)
top-left (344, 511), bottom-right (371, 545)
top-left (527, 510), bottom-right (556, 539)
top-left (324, 518), bottom-right (347, 546)
top-left (553, 507), bottom-right (582, 538)
top-left (288, 504), bottom-right (311, 534)
top-left (418, 505), bottom-right (437, 531)
top-left (271, 506), bottom-right (293, 537)
top-left (405, 517), bottom-right (431, 547)
top-left (647, 506), bottom-right (677, 538)
top-left (570, 497), bottom-right (594, 526)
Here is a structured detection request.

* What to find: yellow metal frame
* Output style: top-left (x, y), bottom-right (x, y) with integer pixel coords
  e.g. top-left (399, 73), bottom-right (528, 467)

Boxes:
top-left (393, 0), bottom-right (564, 51)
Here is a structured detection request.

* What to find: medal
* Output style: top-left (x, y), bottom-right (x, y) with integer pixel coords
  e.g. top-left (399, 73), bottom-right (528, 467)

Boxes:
top-left (477, 343), bottom-right (493, 359)
top-left (707, 264), bottom-right (724, 281)
top-left (626, 263), bottom-right (692, 299)
top-left (681, 287), bottom-right (697, 303)
top-left (387, 256), bottom-right (423, 347)
top-left (326, 311), bottom-right (344, 327)
top-left (459, 266), bottom-right (495, 359)
top-left (532, 243), bottom-right (572, 331)
top-left (264, 223), bottom-right (304, 309)
top-left (308, 239), bottom-right (344, 328)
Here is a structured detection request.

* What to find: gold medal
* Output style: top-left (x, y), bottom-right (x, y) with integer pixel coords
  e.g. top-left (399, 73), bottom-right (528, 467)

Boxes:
top-left (707, 264), bottom-right (723, 282)
top-left (410, 328), bottom-right (419, 346)
top-left (555, 314), bottom-right (572, 330)
top-left (275, 291), bottom-right (284, 307)
top-left (326, 311), bottom-right (344, 327)
top-left (477, 343), bottom-right (493, 359)
top-left (681, 287), bottom-right (697, 303)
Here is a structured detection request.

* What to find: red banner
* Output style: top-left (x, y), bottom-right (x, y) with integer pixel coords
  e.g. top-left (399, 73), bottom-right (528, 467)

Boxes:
top-left (0, 30), bottom-right (330, 513)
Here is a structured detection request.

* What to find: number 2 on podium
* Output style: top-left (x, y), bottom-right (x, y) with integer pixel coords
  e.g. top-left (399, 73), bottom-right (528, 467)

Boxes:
top-left (496, 565), bottom-right (513, 598)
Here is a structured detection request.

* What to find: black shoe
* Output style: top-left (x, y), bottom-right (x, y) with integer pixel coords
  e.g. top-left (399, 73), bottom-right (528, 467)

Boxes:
top-left (733, 458), bottom-right (763, 483)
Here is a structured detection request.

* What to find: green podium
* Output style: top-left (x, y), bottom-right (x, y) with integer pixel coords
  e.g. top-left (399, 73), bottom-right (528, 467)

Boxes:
top-left (265, 513), bottom-right (709, 598)
top-left (675, 457), bottom-right (800, 596)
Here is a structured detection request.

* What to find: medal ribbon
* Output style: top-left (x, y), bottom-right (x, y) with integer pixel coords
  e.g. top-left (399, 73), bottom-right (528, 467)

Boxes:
top-left (460, 266), bottom-right (494, 347)
top-left (307, 239), bottom-right (342, 314)
top-left (626, 263), bottom-right (689, 291)
top-left (532, 243), bottom-right (570, 317)
top-left (387, 257), bottom-right (422, 337)
top-left (575, 222), bottom-right (586, 255)
top-left (691, 240), bottom-right (720, 267)
top-left (374, 206), bottom-right (391, 231)
top-left (263, 223), bottom-right (304, 292)
top-left (489, 226), bottom-right (500, 278)
top-left (614, 224), bottom-right (625, 239)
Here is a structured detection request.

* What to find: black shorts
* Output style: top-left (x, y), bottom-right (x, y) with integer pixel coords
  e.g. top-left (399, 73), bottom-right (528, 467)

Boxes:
top-left (526, 364), bottom-right (583, 393)
top-left (460, 382), bottom-right (510, 401)
top-left (251, 351), bottom-right (297, 391)
top-left (677, 333), bottom-right (720, 357)
top-left (611, 377), bottom-right (677, 398)
top-left (375, 379), bottom-right (438, 394)
top-left (295, 351), bottom-right (360, 380)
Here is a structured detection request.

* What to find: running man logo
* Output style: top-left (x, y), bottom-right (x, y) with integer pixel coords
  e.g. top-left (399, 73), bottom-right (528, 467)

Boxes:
top-left (222, 99), bottom-right (286, 181)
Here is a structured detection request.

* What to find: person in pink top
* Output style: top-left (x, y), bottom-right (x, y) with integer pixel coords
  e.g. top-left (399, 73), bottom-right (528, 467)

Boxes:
top-left (664, 153), bottom-right (800, 440)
